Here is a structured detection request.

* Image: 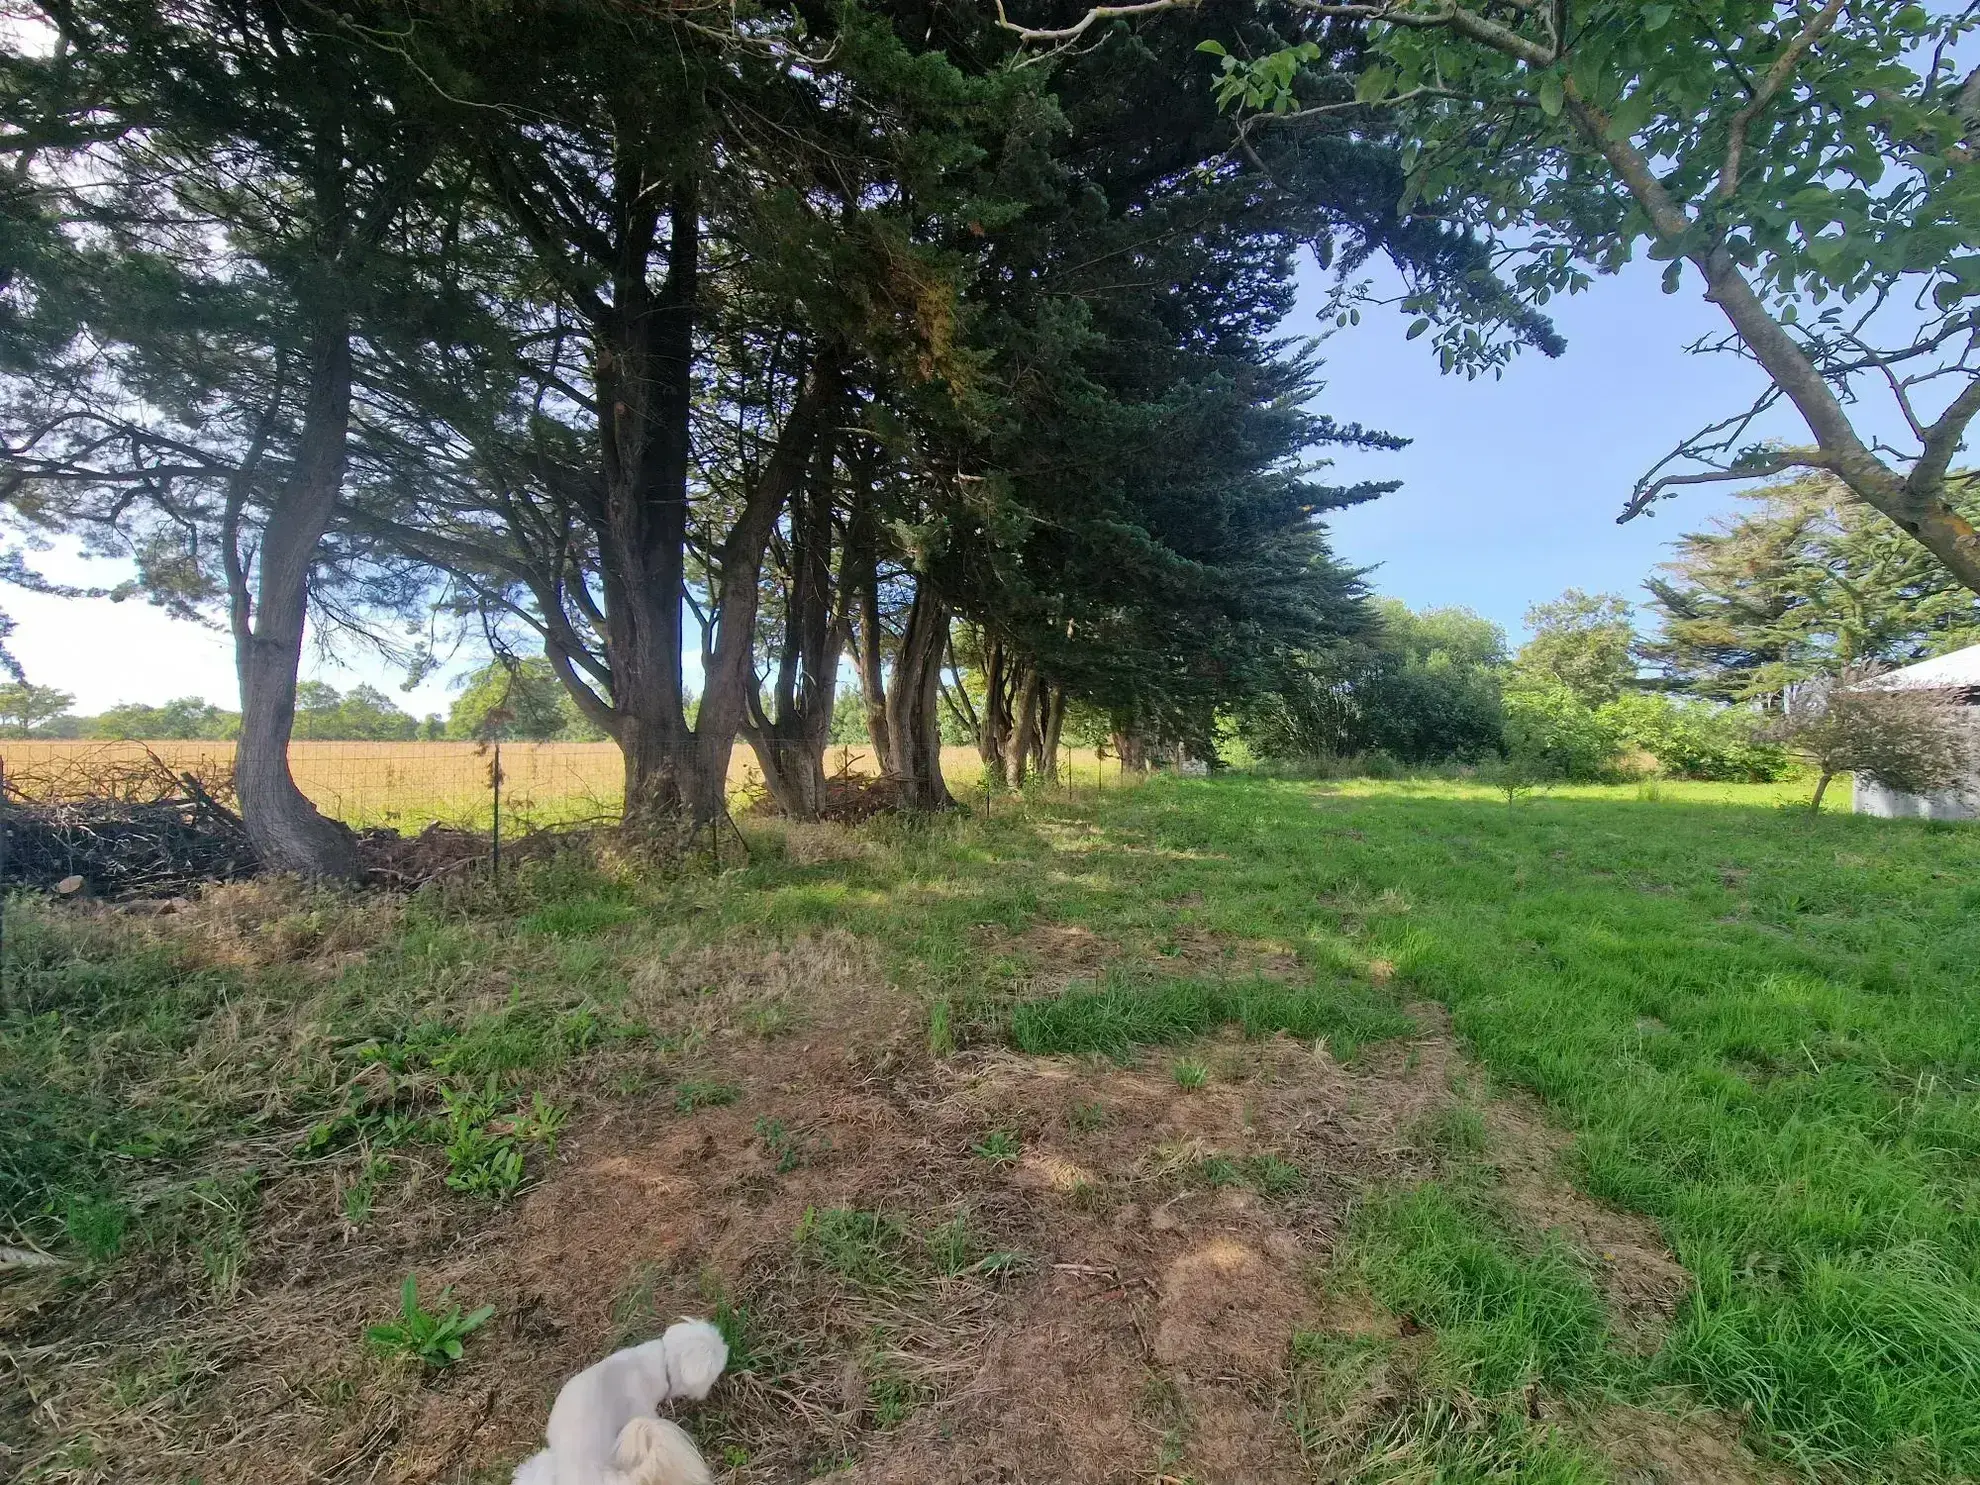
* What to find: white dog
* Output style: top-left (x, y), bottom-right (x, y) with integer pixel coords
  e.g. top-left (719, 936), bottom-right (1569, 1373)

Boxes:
top-left (513, 1319), bottom-right (729, 1485)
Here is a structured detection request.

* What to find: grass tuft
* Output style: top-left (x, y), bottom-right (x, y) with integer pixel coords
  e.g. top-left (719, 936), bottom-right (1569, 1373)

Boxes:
top-left (1007, 972), bottom-right (1415, 1061)
top-left (1347, 1183), bottom-right (1613, 1397)
top-left (798, 1206), bottom-right (913, 1291)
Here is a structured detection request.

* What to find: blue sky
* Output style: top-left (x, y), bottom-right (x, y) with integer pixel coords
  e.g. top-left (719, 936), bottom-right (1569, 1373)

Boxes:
top-left (1305, 251), bottom-right (1798, 631)
top-left (9, 253), bottom-right (1813, 715)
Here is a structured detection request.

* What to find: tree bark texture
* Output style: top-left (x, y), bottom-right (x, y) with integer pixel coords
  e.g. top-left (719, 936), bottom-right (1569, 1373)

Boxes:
top-left (552, 180), bottom-right (840, 838)
top-left (745, 431), bottom-right (848, 819)
top-left (885, 578), bottom-right (954, 810)
top-left (231, 322), bottom-right (359, 878)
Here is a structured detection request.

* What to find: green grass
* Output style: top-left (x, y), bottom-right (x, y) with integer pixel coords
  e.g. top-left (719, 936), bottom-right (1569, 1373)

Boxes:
top-left (0, 863), bottom-right (633, 1259)
top-left (1007, 971), bottom-right (1416, 1061)
top-left (755, 770), bottom-right (1979, 1477)
top-left (1191, 1151), bottom-right (1306, 1198)
top-left (1347, 1183), bottom-right (1613, 1396)
top-left (8, 771), bottom-right (1980, 1479)
top-left (1288, 1331), bottom-right (1606, 1484)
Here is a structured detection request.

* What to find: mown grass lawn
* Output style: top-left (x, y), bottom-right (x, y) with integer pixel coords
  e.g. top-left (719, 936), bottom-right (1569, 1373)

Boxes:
top-left (5, 773), bottom-right (1978, 1481)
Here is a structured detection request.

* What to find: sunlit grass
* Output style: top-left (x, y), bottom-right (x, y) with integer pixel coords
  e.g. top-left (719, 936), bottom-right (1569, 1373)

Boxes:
top-left (6, 770), bottom-right (1976, 1477)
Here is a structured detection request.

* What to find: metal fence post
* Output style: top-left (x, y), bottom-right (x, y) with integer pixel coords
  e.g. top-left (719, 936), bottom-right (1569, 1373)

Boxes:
top-left (490, 740), bottom-right (502, 883)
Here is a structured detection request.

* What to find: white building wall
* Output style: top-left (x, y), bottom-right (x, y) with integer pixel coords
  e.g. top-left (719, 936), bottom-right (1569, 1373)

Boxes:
top-left (1853, 760), bottom-right (1980, 821)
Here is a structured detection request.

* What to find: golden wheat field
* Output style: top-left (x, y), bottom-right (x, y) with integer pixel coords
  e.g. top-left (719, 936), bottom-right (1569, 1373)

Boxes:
top-left (0, 739), bottom-right (1111, 829)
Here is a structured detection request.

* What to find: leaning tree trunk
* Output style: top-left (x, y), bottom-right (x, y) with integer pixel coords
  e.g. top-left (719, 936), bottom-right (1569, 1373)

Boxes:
top-left (977, 633), bottom-right (1012, 783)
top-left (230, 324), bottom-right (359, 878)
top-left (887, 578), bottom-right (953, 810)
top-left (1009, 664), bottom-right (1041, 787)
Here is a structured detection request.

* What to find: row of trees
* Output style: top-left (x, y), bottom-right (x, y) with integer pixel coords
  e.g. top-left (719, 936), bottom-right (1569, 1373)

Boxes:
top-left (1245, 591), bottom-right (1788, 782)
top-left (1, 0), bottom-right (1547, 871)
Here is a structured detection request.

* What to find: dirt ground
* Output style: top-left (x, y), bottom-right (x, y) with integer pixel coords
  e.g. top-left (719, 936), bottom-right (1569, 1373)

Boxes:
top-left (5, 935), bottom-right (1785, 1485)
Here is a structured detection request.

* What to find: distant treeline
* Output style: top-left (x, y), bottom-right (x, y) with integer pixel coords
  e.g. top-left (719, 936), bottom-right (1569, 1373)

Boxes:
top-left (3, 668), bottom-right (606, 743)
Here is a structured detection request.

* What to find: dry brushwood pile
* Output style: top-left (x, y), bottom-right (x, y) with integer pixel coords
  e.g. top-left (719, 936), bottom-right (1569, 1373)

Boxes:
top-left (0, 751), bottom-right (257, 896)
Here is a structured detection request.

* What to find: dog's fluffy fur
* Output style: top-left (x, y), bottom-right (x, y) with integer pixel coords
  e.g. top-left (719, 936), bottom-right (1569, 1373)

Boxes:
top-left (512, 1319), bottom-right (728, 1485)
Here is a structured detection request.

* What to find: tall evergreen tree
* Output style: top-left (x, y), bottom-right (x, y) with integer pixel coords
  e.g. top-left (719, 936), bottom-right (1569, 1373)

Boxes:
top-left (1643, 476), bottom-right (1980, 703)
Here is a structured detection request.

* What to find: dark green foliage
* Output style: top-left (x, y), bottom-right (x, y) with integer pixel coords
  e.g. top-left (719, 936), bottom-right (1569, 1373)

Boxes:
top-left (1248, 601), bottom-right (1508, 763)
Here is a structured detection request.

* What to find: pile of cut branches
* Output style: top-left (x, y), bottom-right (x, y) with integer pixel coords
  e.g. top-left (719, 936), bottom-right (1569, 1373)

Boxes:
top-left (0, 752), bottom-right (256, 896)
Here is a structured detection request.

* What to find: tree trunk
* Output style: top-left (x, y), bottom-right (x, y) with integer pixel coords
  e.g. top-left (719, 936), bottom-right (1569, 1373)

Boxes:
top-left (691, 354), bottom-right (838, 828)
top-left (231, 323), bottom-right (359, 878)
top-left (886, 578), bottom-right (953, 810)
top-left (977, 633), bottom-right (1012, 784)
top-left (579, 183), bottom-right (837, 842)
top-left (1039, 685), bottom-right (1068, 782)
top-left (1113, 727), bottom-right (1153, 773)
top-left (745, 429), bottom-right (845, 820)
top-left (847, 488), bottom-right (893, 779)
top-left (594, 185), bottom-right (697, 837)
top-left (1811, 769), bottom-right (1835, 813)
top-left (1010, 663), bottom-right (1041, 786)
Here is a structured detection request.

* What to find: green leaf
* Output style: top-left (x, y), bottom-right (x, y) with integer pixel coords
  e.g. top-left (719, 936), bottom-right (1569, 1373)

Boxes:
top-left (1642, 3), bottom-right (1673, 30)
top-left (1355, 66), bottom-right (1394, 104)
top-left (1195, 39), bottom-right (1227, 56)
top-left (1661, 261), bottom-right (1683, 295)
top-left (1537, 73), bottom-right (1564, 118)
top-left (1406, 318), bottom-right (1431, 340)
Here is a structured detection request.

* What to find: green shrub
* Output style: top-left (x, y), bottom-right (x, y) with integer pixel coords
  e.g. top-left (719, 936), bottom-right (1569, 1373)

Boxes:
top-left (1502, 680), bottom-right (1625, 783)
top-left (1599, 693), bottom-right (1790, 782)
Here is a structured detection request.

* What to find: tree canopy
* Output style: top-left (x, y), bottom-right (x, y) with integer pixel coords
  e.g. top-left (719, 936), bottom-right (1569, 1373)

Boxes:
top-left (1003, 0), bottom-right (1980, 597)
top-left (1, 0), bottom-right (1549, 850)
top-left (1511, 589), bottom-right (1638, 707)
top-left (1643, 476), bottom-right (1980, 703)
